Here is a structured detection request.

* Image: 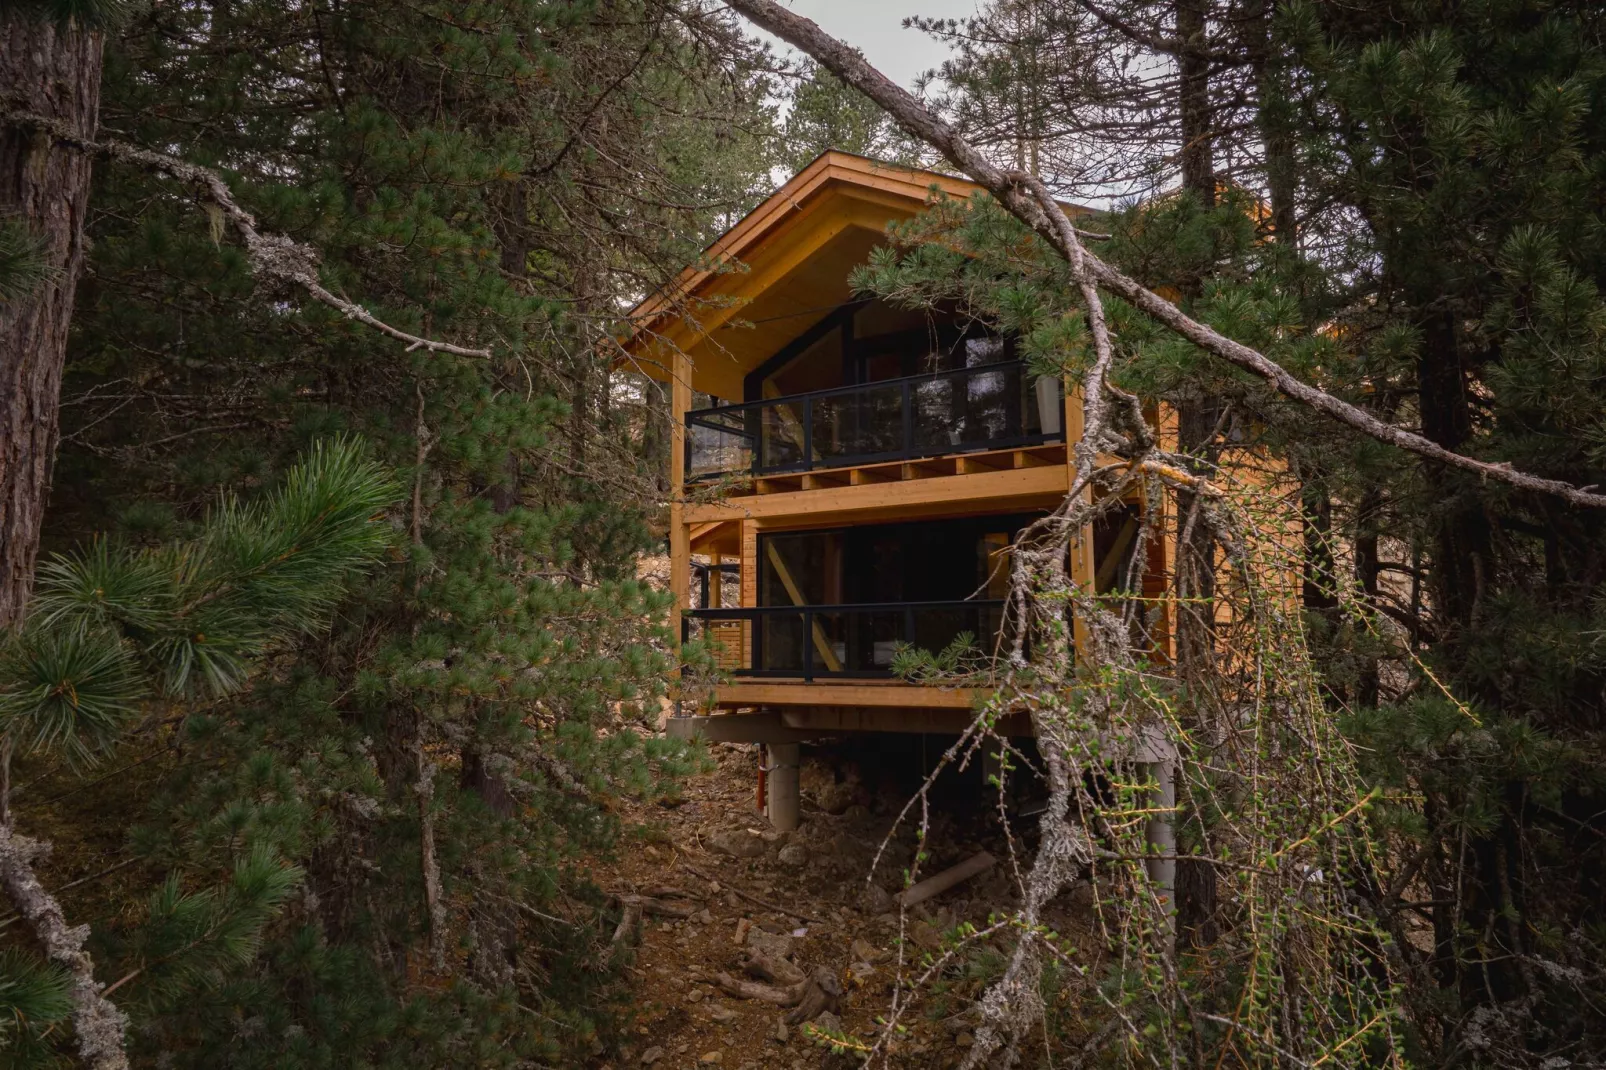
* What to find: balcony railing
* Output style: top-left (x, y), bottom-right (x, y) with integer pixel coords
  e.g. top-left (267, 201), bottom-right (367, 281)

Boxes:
top-left (683, 600), bottom-right (1007, 682)
top-left (686, 360), bottom-right (1064, 481)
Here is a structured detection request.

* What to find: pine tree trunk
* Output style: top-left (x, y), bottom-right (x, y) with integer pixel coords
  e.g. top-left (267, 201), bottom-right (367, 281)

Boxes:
top-left (1176, 0), bottom-right (1214, 208)
top-left (0, 15), bottom-right (103, 630)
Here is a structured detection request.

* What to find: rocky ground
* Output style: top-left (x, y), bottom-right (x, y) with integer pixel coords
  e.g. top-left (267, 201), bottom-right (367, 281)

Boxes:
top-left (594, 739), bottom-right (1096, 1070)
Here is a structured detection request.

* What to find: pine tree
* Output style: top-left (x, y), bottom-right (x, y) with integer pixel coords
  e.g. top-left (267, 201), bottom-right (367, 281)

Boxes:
top-left (6, 1), bottom-right (780, 1065)
top-left (778, 62), bottom-right (919, 172)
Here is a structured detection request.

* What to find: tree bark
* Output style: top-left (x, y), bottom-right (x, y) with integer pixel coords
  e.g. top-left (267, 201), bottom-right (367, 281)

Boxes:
top-left (0, 14), bottom-right (103, 630)
top-left (1175, 0), bottom-right (1215, 207)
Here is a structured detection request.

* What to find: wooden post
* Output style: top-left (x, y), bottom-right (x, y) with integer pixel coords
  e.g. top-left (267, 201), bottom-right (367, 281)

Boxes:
top-left (766, 742), bottom-right (800, 832)
top-left (669, 350), bottom-right (692, 649)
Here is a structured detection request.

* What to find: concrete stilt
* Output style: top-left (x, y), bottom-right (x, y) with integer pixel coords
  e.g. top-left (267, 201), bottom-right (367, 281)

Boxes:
top-left (765, 742), bottom-right (800, 832)
top-left (1141, 760), bottom-right (1177, 909)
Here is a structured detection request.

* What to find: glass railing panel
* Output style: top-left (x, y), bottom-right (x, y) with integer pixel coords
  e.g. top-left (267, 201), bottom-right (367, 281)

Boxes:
top-left (757, 610), bottom-right (807, 673)
top-left (684, 601), bottom-right (1011, 679)
top-left (759, 401), bottom-right (808, 472)
top-left (812, 608), bottom-right (907, 672)
top-left (910, 364), bottom-right (1025, 453)
top-left (686, 416), bottom-right (752, 481)
top-left (809, 382), bottom-right (905, 467)
top-left (685, 361), bottom-right (1067, 481)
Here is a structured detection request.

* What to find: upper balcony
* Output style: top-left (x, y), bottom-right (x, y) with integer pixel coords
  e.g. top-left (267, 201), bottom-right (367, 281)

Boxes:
top-left (685, 358), bottom-right (1067, 493)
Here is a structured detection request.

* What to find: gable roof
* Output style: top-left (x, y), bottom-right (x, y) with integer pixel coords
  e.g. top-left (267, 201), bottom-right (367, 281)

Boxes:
top-left (619, 151), bottom-right (987, 401)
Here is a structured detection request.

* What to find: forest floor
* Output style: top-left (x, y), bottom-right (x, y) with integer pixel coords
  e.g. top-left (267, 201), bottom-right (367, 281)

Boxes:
top-left (593, 739), bottom-right (1097, 1070)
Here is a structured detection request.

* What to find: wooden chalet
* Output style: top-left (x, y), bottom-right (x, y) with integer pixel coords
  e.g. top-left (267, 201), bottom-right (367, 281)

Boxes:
top-left (623, 151), bottom-right (1174, 831)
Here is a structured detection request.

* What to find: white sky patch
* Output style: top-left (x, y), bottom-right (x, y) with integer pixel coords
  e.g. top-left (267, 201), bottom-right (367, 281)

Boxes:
top-left (752, 0), bottom-right (981, 92)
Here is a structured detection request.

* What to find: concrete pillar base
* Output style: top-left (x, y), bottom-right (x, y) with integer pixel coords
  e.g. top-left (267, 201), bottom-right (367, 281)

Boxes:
top-left (765, 742), bottom-right (800, 832)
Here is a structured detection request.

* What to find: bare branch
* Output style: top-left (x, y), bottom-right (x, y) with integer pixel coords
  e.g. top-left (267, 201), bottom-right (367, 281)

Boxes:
top-left (721, 0), bottom-right (1606, 510)
top-left (4, 112), bottom-right (493, 359)
top-left (0, 826), bottom-right (129, 1070)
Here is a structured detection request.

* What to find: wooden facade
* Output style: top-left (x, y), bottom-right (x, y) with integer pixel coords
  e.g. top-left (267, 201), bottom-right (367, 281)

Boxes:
top-left (623, 152), bottom-right (1175, 746)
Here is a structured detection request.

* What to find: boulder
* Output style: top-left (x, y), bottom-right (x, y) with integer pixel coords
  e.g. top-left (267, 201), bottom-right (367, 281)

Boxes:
top-left (707, 829), bottom-right (766, 859)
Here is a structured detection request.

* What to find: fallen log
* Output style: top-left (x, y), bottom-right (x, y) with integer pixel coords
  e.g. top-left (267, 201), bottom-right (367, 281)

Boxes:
top-left (898, 851), bottom-right (997, 909)
top-left (712, 971), bottom-right (804, 1006)
top-left (616, 894), bottom-right (697, 919)
top-left (743, 949), bottom-right (805, 987)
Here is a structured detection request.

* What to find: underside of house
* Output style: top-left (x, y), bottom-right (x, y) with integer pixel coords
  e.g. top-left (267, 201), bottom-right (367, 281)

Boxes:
top-left (623, 151), bottom-right (1177, 831)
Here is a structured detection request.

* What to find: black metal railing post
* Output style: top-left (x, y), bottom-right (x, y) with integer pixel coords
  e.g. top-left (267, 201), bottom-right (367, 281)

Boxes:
top-left (801, 396), bottom-right (814, 473)
top-left (802, 609), bottom-right (814, 683)
top-left (900, 378), bottom-right (913, 457)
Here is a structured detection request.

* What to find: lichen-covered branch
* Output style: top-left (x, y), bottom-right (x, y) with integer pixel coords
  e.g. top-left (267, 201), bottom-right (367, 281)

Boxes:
top-left (0, 825), bottom-right (129, 1070)
top-left (3, 111), bottom-right (493, 359)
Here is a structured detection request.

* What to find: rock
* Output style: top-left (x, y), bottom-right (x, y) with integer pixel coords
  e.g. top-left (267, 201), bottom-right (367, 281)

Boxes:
top-left (745, 926), bottom-right (792, 962)
top-left (847, 961), bottom-right (876, 986)
top-left (813, 1011), bottom-right (844, 1036)
top-left (709, 1004), bottom-right (736, 1023)
top-left (761, 829), bottom-right (790, 845)
top-left (708, 829), bottom-right (766, 859)
top-left (696, 908), bottom-right (714, 924)
top-left (909, 920), bottom-right (942, 951)
top-left (858, 883), bottom-right (895, 914)
top-left (814, 780), bottom-right (857, 815)
top-left (851, 936), bottom-right (885, 963)
top-left (699, 1052), bottom-right (723, 1065)
top-left (772, 1018), bottom-right (789, 1044)
top-left (640, 1047), bottom-right (663, 1065)
top-left (686, 989), bottom-right (704, 1003)
top-left (777, 843), bottom-right (809, 868)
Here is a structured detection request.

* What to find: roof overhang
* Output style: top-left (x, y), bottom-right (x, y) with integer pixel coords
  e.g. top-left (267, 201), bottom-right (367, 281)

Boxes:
top-left (617, 151), bottom-right (988, 401)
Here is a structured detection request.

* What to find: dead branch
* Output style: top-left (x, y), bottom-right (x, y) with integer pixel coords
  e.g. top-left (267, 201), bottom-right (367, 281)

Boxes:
top-left (0, 825), bottom-right (129, 1070)
top-left (897, 851), bottom-right (997, 909)
top-left (712, 970), bottom-right (804, 1005)
top-left (610, 900), bottom-right (643, 950)
top-left (721, 0), bottom-right (1606, 511)
top-left (414, 745), bottom-right (447, 972)
top-left (3, 111), bottom-right (493, 359)
top-left (742, 949), bottom-right (806, 986)
top-left (615, 893), bottom-right (697, 919)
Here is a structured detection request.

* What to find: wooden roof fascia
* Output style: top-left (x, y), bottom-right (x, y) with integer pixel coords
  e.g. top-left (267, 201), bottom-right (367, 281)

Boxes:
top-left (624, 152), bottom-right (984, 342)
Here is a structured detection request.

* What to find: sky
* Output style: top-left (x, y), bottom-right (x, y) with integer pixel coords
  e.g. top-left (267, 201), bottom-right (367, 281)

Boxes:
top-left (750, 0), bottom-right (982, 90)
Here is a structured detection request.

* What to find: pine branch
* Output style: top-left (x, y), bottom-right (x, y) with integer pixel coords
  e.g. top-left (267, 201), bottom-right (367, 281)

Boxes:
top-left (0, 826), bottom-right (128, 1070)
top-left (721, 0), bottom-right (1606, 511)
top-left (1, 112), bottom-right (493, 359)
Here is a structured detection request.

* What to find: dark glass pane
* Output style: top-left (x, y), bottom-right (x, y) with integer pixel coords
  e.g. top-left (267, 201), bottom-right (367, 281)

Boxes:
top-left (759, 401), bottom-right (807, 470)
top-left (811, 382), bottom-right (903, 465)
top-left (687, 418), bottom-right (751, 479)
top-left (758, 612), bottom-right (806, 672)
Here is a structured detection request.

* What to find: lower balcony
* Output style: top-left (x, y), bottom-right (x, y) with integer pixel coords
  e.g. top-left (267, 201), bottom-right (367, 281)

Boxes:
top-left (683, 599), bottom-right (1008, 683)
